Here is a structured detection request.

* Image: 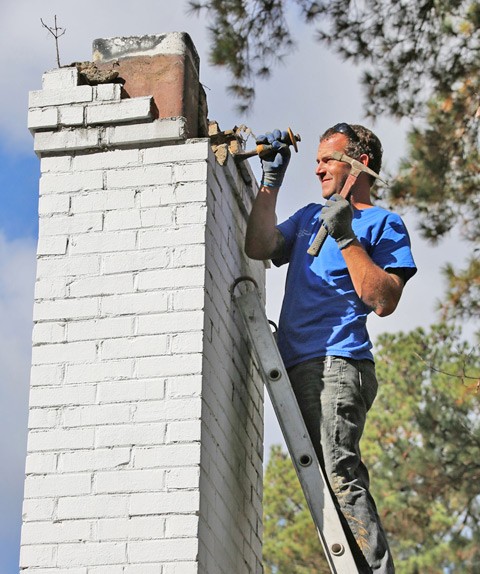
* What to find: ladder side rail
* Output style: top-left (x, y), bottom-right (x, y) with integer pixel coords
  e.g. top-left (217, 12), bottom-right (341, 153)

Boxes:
top-left (234, 288), bottom-right (360, 574)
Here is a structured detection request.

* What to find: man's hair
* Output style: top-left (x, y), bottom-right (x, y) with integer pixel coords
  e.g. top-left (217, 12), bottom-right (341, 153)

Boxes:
top-left (321, 124), bottom-right (383, 183)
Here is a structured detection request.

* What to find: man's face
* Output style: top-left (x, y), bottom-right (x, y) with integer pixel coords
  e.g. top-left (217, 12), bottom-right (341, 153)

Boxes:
top-left (315, 133), bottom-right (351, 199)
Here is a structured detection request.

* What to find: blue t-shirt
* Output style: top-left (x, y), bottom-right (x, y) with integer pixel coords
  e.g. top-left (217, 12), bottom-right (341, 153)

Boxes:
top-left (273, 203), bottom-right (417, 368)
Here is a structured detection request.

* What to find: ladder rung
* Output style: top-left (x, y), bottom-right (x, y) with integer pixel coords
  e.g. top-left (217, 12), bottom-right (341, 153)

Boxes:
top-left (233, 280), bottom-right (360, 574)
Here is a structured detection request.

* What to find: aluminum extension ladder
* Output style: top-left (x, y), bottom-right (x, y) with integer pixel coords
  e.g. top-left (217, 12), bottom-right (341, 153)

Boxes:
top-left (232, 277), bottom-right (360, 574)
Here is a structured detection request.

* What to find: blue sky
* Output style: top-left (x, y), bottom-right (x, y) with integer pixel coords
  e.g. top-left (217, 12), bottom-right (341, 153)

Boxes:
top-left (0, 1), bottom-right (469, 572)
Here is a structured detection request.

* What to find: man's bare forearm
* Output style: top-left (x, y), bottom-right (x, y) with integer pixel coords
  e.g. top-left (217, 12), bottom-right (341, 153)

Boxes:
top-left (245, 186), bottom-right (285, 260)
top-left (340, 239), bottom-right (404, 316)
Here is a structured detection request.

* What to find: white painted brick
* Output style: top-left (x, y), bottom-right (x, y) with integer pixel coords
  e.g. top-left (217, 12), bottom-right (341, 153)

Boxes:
top-left (136, 311), bottom-right (204, 336)
top-left (19, 544), bottom-right (56, 568)
top-left (59, 104), bottom-right (85, 126)
top-left (166, 375), bottom-right (202, 399)
top-left (41, 211), bottom-right (104, 235)
top-left (139, 206), bottom-right (174, 228)
top-left (127, 538), bottom-right (198, 563)
top-left (29, 384), bottom-right (96, 408)
top-left (29, 85), bottom-right (93, 108)
top-left (31, 340), bottom-right (97, 365)
top-left (42, 67), bottom-right (79, 89)
top-left (103, 209), bottom-right (141, 231)
top-left (74, 149), bottom-right (139, 171)
top-left (59, 448), bottom-right (131, 472)
top-left (171, 244), bottom-right (206, 268)
top-left (175, 181), bottom-right (208, 203)
top-left (94, 469), bottom-right (165, 494)
top-left (101, 292), bottom-right (168, 316)
top-left (137, 225), bottom-right (205, 249)
top-left (37, 235), bottom-right (68, 255)
top-left (143, 141), bottom-right (209, 164)
top-left (139, 186), bottom-right (174, 207)
top-left (96, 516), bottom-right (165, 541)
top-left (30, 364), bottom-right (64, 387)
top-left (165, 467), bottom-right (200, 490)
top-left (28, 107), bottom-right (58, 131)
top-left (67, 316), bottom-right (134, 342)
top-left (94, 83), bottom-right (122, 101)
top-left (36, 254), bottom-right (101, 278)
top-left (176, 203), bottom-right (207, 225)
top-left (102, 335), bottom-right (168, 360)
top-left (71, 189), bottom-right (135, 213)
top-left (32, 321), bottom-right (66, 344)
top-left (102, 249), bottom-right (169, 274)
top-left (24, 473), bottom-right (92, 498)
top-left (125, 565), bottom-right (164, 574)
top-left (133, 444), bottom-right (201, 469)
top-left (97, 379), bottom-right (165, 404)
top-left (106, 165), bottom-right (172, 188)
top-left (129, 491), bottom-right (200, 516)
top-left (22, 569), bottom-right (86, 574)
top-left (172, 288), bottom-right (205, 311)
top-left (86, 97), bottom-right (153, 124)
top-left (136, 267), bottom-right (205, 291)
top-left (170, 332), bottom-right (204, 354)
top-left (95, 423), bottom-right (167, 448)
top-left (174, 161), bottom-right (208, 182)
top-left (105, 118), bottom-right (186, 146)
top-left (162, 563), bottom-right (197, 574)
top-left (68, 274), bottom-right (134, 297)
top-left (38, 193), bottom-right (70, 215)
top-left (63, 403), bottom-right (131, 427)
top-left (166, 420), bottom-right (202, 444)
top-left (21, 520), bottom-right (91, 544)
top-left (27, 408), bottom-right (59, 430)
top-left (66, 360), bottom-right (133, 385)
top-left (57, 494), bottom-right (129, 520)
top-left (165, 514), bottom-right (199, 537)
top-left (40, 155), bottom-right (72, 173)
top-left (40, 171), bottom-right (103, 194)
top-left (69, 231), bottom-right (136, 254)
top-left (34, 128), bottom-right (101, 154)
top-left (25, 452), bottom-right (57, 473)
top-left (27, 427), bottom-right (95, 453)
top-left (22, 498), bottom-right (56, 522)
top-left (136, 354), bottom-right (203, 378)
top-left (56, 542), bottom-right (126, 567)
top-left (131, 398), bottom-right (201, 423)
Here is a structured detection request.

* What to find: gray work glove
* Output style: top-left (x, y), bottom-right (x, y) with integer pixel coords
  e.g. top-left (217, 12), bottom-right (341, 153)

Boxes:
top-left (256, 129), bottom-right (291, 189)
top-left (321, 194), bottom-right (356, 250)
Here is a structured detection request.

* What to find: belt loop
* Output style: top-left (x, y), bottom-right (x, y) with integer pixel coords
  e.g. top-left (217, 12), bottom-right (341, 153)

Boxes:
top-left (326, 356), bottom-right (332, 371)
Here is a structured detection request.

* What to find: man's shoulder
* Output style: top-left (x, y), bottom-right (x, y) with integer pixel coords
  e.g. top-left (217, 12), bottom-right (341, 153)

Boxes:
top-left (294, 202), bottom-right (322, 220)
top-left (357, 205), bottom-right (406, 228)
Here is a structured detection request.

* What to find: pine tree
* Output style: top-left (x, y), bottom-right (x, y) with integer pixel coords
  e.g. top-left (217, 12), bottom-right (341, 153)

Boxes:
top-left (263, 324), bottom-right (480, 572)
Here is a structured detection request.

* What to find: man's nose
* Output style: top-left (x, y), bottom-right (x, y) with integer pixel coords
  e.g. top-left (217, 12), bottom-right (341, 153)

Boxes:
top-left (315, 163), bottom-right (325, 177)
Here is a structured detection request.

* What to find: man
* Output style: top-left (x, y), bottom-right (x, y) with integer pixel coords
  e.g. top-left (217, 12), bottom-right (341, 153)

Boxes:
top-left (245, 124), bottom-right (417, 573)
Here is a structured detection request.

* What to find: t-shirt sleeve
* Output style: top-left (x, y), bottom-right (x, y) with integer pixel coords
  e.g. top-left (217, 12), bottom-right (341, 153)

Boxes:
top-left (370, 213), bottom-right (417, 283)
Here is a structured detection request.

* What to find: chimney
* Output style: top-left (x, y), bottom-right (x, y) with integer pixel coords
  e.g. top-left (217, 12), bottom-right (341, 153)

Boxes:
top-left (21, 32), bottom-right (265, 574)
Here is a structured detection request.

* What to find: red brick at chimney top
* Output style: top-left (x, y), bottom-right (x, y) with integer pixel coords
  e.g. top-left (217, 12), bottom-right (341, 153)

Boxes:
top-left (93, 34), bottom-right (208, 138)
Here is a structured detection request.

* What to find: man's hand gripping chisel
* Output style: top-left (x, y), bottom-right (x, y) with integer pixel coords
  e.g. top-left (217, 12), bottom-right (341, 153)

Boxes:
top-left (234, 127), bottom-right (301, 162)
top-left (307, 153), bottom-right (387, 257)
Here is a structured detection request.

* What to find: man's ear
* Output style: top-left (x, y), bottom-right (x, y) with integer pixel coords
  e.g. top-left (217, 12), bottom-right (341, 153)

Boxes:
top-left (359, 153), bottom-right (369, 167)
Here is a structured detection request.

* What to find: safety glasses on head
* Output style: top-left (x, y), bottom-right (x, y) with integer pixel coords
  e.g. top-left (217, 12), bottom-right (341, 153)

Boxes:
top-left (332, 122), bottom-right (359, 142)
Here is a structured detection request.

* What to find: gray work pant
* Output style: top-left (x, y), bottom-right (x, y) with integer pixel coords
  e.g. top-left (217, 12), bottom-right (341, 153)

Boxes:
top-left (288, 356), bottom-right (395, 574)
